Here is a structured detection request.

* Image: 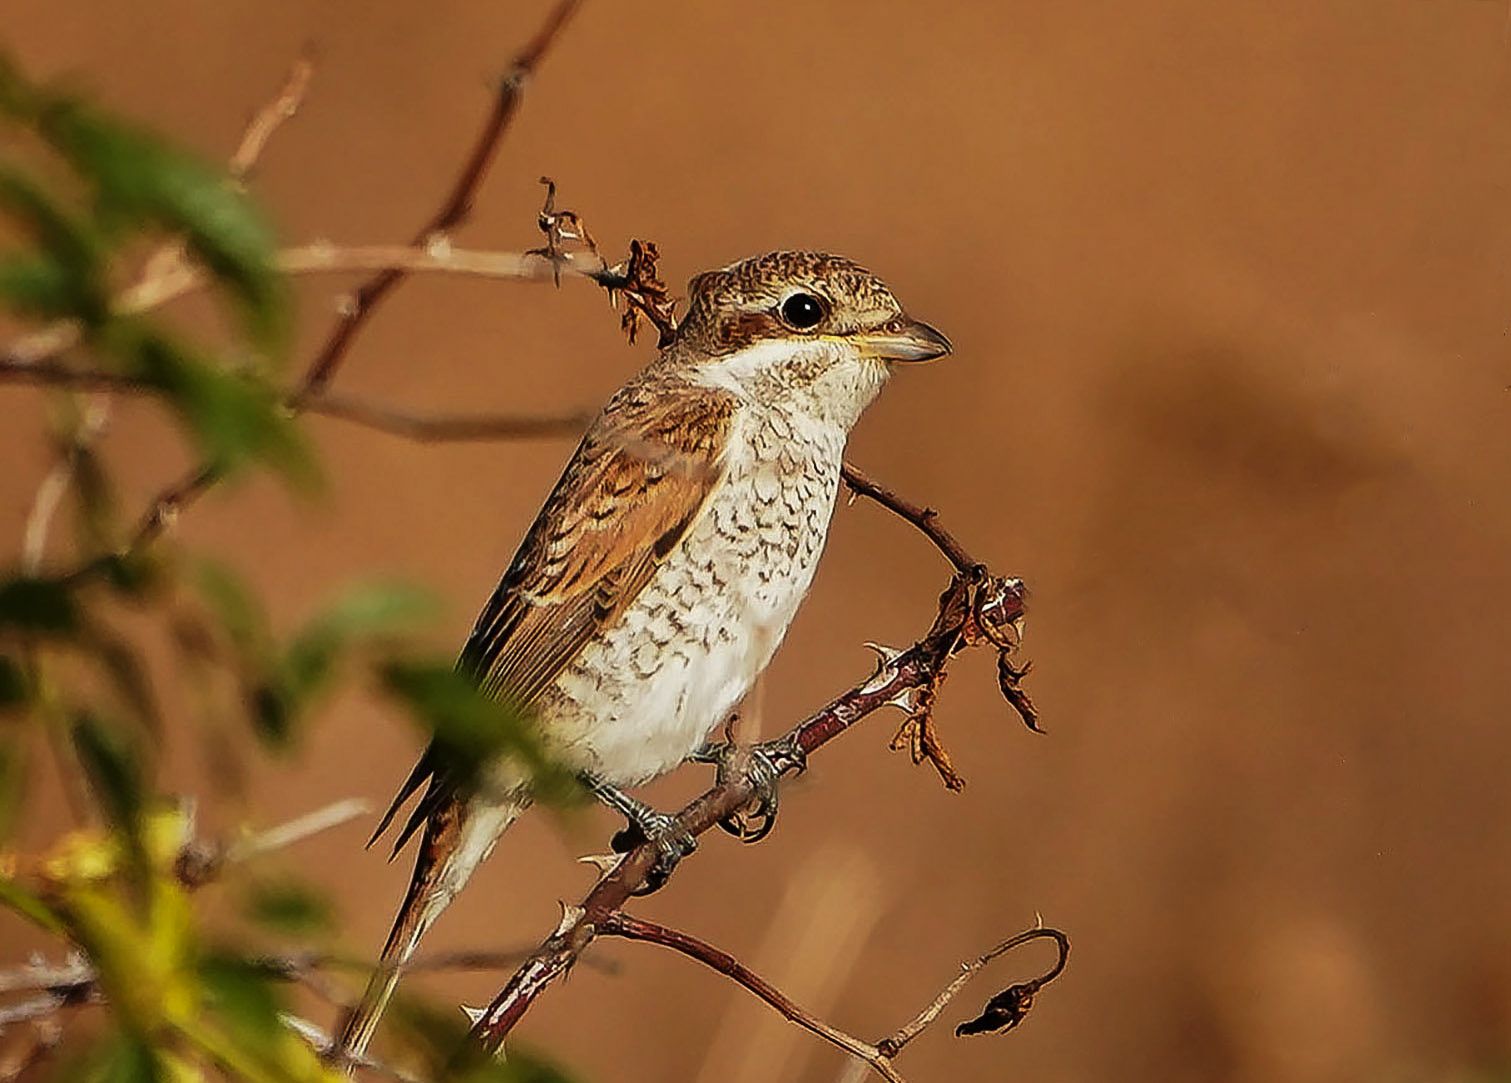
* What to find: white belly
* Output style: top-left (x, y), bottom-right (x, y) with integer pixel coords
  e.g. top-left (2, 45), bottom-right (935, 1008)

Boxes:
top-left (541, 410), bottom-right (843, 785)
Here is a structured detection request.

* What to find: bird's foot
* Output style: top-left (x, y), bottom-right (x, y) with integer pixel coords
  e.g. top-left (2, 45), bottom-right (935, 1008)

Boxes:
top-left (690, 733), bottom-right (805, 843)
top-left (583, 774), bottom-right (696, 895)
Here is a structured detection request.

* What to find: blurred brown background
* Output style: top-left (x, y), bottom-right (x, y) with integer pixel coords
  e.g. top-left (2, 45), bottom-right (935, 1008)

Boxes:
top-left (5, 2), bottom-right (1511, 1080)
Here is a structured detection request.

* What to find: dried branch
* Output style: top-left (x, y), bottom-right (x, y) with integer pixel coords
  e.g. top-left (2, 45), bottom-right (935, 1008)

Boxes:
top-left (291, 391), bottom-right (589, 443)
top-left (281, 1015), bottom-right (425, 1083)
top-left (21, 401), bottom-right (110, 574)
top-left (299, 0), bottom-right (580, 396)
top-left (839, 463), bottom-right (977, 577)
top-left (92, 1), bottom-right (581, 578)
top-left (228, 53), bottom-right (314, 185)
top-left (0, 360), bottom-right (589, 446)
top-left (597, 912), bottom-right (905, 1082)
top-left (888, 926), bottom-right (1069, 1049)
top-left (465, 568), bottom-right (1032, 1053)
top-left (833, 926), bottom-right (1071, 1083)
top-left (172, 797), bottom-right (370, 888)
top-left (3, 55), bottom-right (316, 371)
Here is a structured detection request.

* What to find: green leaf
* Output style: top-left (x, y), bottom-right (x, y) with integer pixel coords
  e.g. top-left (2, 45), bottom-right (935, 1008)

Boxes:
top-left (0, 874), bottom-right (64, 933)
top-left (245, 583), bottom-right (439, 752)
top-left (390, 998), bottom-right (582, 1083)
top-left (0, 166), bottom-right (109, 323)
top-left (283, 582), bottom-right (438, 701)
top-left (84, 628), bottom-right (161, 736)
top-left (380, 659), bottom-right (578, 807)
top-left (28, 94), bottom-right (286, 350)
top-left (246, 681), bottom-right (295, 751)
top-left (192, 559), bottom-right (268, 658)
top-left (69, 439), bottom-right (121, 556)
top-left (116, 328), bottom-right (313, 483)
top-left (79, 1032), bottom-right (162, 1083)
top-left (0, 652), bottom-right (27, 708)
top-left (0, 575), bottom-right (79, 634)
top-left (0, 731), bottom-right (25, 841)
top-left (70, 710), bottom-right (146, 834)
top-left (197, 952), bottom-right (284, 1040)
top-left (241, 878), bottom-right (333, 936)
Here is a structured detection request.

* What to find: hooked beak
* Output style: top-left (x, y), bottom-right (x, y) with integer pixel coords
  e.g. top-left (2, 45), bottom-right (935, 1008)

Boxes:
top-left (853, 319), bottom-right (953, 363)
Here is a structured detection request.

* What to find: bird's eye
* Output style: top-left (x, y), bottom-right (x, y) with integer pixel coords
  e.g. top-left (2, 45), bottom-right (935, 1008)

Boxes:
top-left (779, 292), bottom-right (827, 331)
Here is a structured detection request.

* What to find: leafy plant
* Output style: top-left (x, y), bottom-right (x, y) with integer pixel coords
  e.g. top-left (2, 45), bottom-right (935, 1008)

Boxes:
top-left (0, 55), bottom-right (579, 1083)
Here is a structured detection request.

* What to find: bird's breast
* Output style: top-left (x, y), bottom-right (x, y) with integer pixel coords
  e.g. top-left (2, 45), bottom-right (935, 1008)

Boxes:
top-left (542, 407), bottom-right (847, 785)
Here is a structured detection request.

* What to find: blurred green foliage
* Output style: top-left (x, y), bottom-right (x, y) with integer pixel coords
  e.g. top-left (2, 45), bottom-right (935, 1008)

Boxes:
top-left (0, 54), bottom-right (581, 1082)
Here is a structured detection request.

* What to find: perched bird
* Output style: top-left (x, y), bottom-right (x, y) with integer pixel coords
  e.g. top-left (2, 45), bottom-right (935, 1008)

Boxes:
top-left (332, 250), bottom-right (950, 1063)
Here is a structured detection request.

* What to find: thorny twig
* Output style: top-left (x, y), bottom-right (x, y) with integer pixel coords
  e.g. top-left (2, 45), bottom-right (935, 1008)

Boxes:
top-left (527, 180), bottom-right (677, 345)
top-left (300, 0), bottom-right (580, 395)
top-left (465, 561), bottom-right (1039, 1054)
top-left (3, 26), bottom-right (1058, 1080)
top-left (598, 912), bottom-right (903, 1081)
top-left (41, 0), bottom-right (581, 581)
top-left (602, 914), bottom-right (1068, 1083)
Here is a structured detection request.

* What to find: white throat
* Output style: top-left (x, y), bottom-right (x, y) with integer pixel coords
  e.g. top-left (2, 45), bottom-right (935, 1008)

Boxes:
top-left (692, 338), bottom-right (889, 432)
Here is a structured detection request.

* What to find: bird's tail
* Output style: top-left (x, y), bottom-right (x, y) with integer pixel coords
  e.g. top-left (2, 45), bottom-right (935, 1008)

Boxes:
top-left (331, 795), bottom-right (527, 1071)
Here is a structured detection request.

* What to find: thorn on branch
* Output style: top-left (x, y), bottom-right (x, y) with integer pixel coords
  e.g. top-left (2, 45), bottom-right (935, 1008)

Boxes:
top-left (530, 176), bottom-right (599, 287)
top-left (953, 928), bottom-right (1070, 1039)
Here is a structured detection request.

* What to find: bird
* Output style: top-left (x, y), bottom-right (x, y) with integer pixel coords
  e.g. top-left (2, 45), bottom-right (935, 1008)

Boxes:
top-left (331, 250), bottom-right (951, 1064)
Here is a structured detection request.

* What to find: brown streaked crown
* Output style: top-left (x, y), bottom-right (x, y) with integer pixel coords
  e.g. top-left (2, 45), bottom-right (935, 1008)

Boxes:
top-left (672, 251), bottom-right (907, 354)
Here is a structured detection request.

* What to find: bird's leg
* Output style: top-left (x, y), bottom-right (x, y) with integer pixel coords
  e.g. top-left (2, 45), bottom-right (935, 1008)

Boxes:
top-left (581, 773), bottom-right (695, 895)
top-left (689, 732), bottom-right (806, 844)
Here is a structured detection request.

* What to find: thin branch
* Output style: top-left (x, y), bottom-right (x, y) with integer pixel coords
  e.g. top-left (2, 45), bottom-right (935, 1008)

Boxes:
top-left (176, 798), bottom-right (372, 888)
top-left (22, 402), bottom-right (110, 573)
top-left (296, 391), bottom-right (590, 443)
top-left (0, 360), bottom-right (588, 444)
top-left (840, 463), bottom-right (978, 577)
top-left (597, 912), bottom-right (904, 1083)
top-left (228, 53), bottom-right (314, 184)
top-left (299, 0), bottom-right (581, 396)
top-left (119, 242), bottom-right (560, 316)
top-left (466, 570), bottom-right (1030, 1053)
top-left (883, 927), bottom-right (1069, 1054)
top-left (280, 1015), bottom-right (425, 1083)
top-left (100, 0), bottom-right (581, 574)
top-left (4, 55), bottom-right (316, 371)
top-left (227, 797), bottom-right (371, 863)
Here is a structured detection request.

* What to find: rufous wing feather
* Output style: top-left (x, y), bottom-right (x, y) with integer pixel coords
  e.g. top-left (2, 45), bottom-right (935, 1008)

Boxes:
top-left (373, 379), bottom-right (737, 853)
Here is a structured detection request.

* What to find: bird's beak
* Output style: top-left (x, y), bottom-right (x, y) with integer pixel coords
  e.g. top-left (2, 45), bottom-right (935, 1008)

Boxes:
top-left (853, 319), bottom-right (953, 363)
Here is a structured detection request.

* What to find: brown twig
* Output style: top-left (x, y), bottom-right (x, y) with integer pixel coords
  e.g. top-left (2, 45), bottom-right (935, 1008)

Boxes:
top-left (3, 56), bottom-right (316, 370)
top-left (229, 53), bottom-right (314, 185)
top-left (100, 1), bottom-right (580, 576)
top-left (604, 915), bottom-right (1069, 1083)
top-left (299, 0), bottom-right (581, 396)
top-left (293, 391), bottom-right (590, 443)
top-left (120, 242), bottom-right (558, 315)
top-left (889, 926), bottom-right (1069, 1048)
top-left (465, 569), bottom-right (1030, 1054)
top-left (597, 912), bottom-right (905, 1082)
top-left (833, 926), bottom-right (1071, 1083)
top-left (839, 462), bottom-right (978, 577)
top-left (0, 361), bottom-right (589, 445)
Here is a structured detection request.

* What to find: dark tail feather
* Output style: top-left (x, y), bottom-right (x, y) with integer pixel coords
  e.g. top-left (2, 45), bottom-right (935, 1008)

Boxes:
top-left (366, 748), bottom-right (437, 852)
top-left (332, 795), bottom-right (525, 1075)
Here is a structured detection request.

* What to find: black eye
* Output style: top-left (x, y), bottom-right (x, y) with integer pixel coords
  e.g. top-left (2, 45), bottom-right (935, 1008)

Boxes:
top-left (779, 292), bottom-right (827, 330)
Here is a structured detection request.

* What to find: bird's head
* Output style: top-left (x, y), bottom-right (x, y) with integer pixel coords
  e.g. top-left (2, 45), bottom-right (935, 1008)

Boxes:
top-left (668, 251), bottom-right (951, 425)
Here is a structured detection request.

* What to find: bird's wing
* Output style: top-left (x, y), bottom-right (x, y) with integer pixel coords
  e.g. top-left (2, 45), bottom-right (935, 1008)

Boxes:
top-left (372, 379), bottom-right (738, 852)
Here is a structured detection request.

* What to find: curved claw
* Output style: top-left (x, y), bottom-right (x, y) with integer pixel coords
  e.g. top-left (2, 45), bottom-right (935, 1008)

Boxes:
top-left (697, 740), bottom-right (789, 844)
top-left (629, 818), bottom-right (696, 896)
